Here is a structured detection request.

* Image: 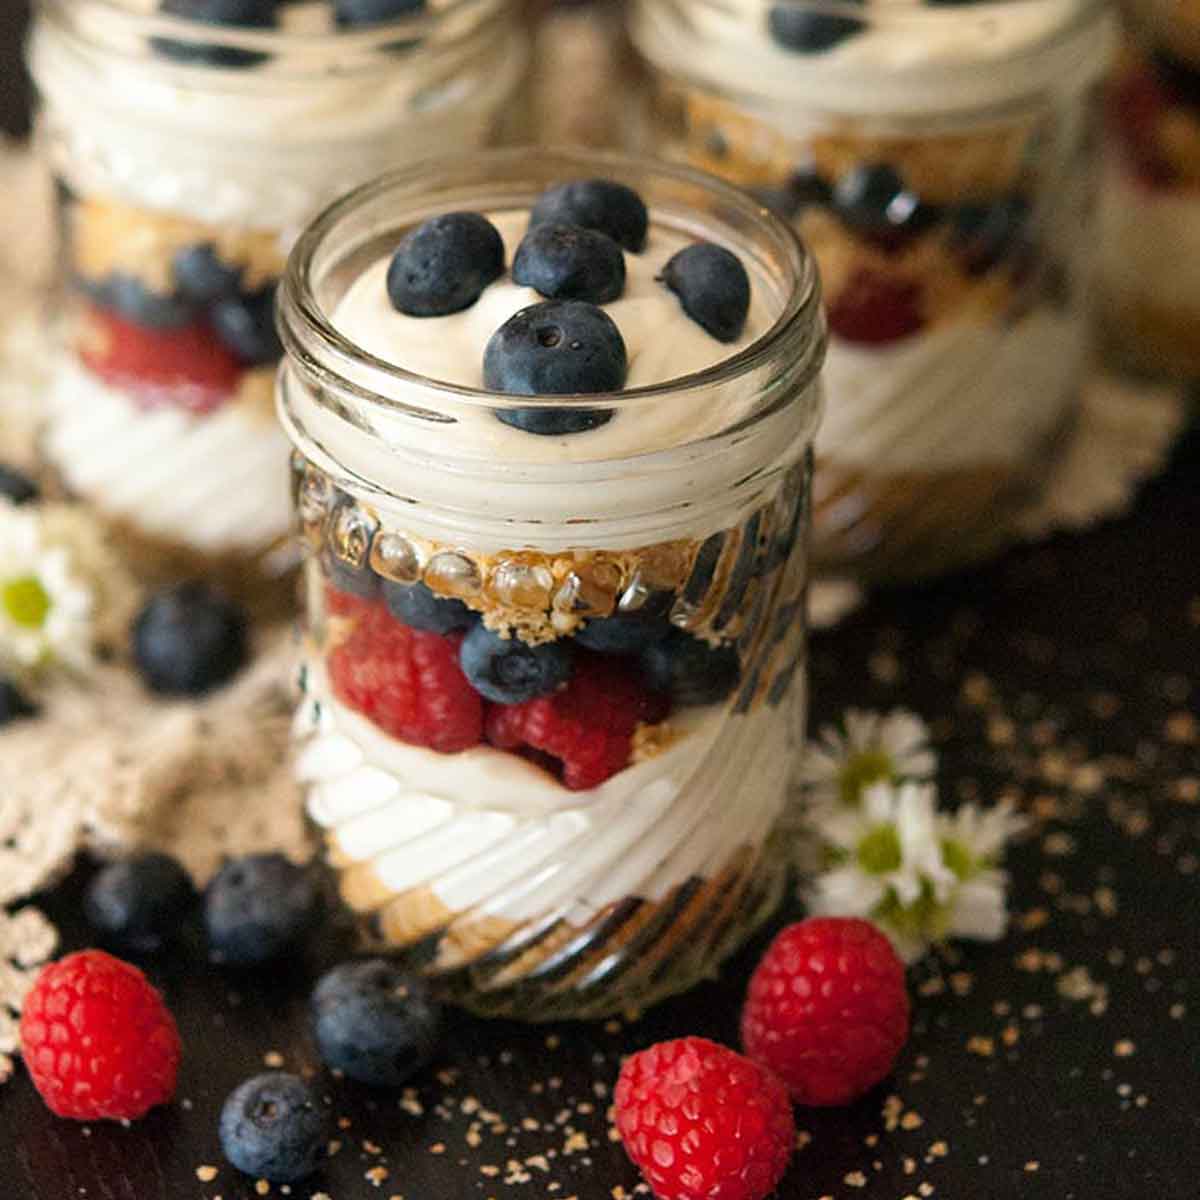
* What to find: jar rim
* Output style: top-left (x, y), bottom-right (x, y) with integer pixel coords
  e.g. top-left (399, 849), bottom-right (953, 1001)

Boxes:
top-left (34, 0), bottom-right (508, 77)
top-left (279, 146), bottom-right (825, 414)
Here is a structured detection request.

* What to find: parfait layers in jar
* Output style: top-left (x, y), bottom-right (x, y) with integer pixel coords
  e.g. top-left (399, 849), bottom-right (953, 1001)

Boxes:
top-left (1100, 1), bottom-right (1200, 377)
top-left (632, 0), bottom-right (1113, 580)
top-left (29, 0), bottom-right (528, 608)
top-left (280, 151), bottom-right (824, 1020)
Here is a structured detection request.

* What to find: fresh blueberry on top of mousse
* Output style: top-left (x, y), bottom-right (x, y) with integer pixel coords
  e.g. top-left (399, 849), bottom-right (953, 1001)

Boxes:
top-left (173, 243), bottom-right (244, 305)
top-left (155, 0), bottom-right (279, 69)
top-left (485, 300), bottom-right (627, 435)
top-left (529, 180), bottom-right (649, 254)
top-left (460, 624), bottom-right (573, 704)
top-left (334, 0), bottom-right (427, 25)
top-left (0, 463), bottom-right (39, 506)
top-left (387, 212), bottom-right (506, 317)
top-left (383, 580), bottom-right (477, 634)
top-left (133, 581), bottom-right (249, 696)
top-left (212, 283), bottom-right (284, 365)
top-left (659, 242), bottom-right (752, 343)
top-left (767, 1), bottom-right (866, 53)
top-left (512, 223), bottom-right (626, 305)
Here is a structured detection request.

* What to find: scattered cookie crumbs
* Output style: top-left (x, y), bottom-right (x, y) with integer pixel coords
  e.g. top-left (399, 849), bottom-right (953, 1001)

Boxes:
top-left (966, 1036), bottom-right (994, 1057)
top-left (844, 1170), bottom-right (867, 1188)
top-left (255, 1181), bottom-right (270, 1196)
top-left (1114, 1039), bottom-right (1136, 1058)
top-left (1025, 1161), bottom-right (1040, 1173)
top-left (195, 1166), bottom-right (218, 1182)
top-left (365, 1166), bottom-right (389, 1187)
top-left (327, 1140), bottom-right (343, 1157)
top-left (430, 1143), bottom-right (446, 1155)
top-left (263, 1051), bottom-right (285, 1068)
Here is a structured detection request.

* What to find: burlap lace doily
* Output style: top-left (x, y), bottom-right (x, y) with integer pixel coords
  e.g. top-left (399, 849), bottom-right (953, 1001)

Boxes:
top-left (0, 104), bottom-right (1188, 1072)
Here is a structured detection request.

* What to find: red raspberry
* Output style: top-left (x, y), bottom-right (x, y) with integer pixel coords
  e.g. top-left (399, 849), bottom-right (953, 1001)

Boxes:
top-left (614, 1036), bottom-right (795, 1200)
top-left (741, 917), bottom-right (909, 1107)
top-left (485, 652), bottom-right (669, 790)
top-left (325, 581), bottom-right (376, 620)
top-left (79, 306), bottom-right (242, 415)
top-left (19, 950), bottom-right (182, 1121)
top-left (827, 268), bottom-right (924, 345)
top-left (1108, 68), bottom-right (1175, 190)
top-left (328, 603), bottom-right (482, 753)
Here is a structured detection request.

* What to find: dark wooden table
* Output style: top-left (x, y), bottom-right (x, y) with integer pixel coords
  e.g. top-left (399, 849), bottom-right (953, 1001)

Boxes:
top-left (2, 10), bottom-right (1198, 1196)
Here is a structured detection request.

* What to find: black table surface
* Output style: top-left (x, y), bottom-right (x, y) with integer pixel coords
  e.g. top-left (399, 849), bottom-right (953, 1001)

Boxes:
top-left (2, 10), bottom-right (1199, 1195)
top-left (3, 424), bottom-right (1197, 1200)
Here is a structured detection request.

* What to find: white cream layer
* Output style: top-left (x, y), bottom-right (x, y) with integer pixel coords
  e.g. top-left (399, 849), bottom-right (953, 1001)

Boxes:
top-left (1097, 155), bottom-right (1200, 317)
top-left (46, 356), bottom-right (292, 553)
top-left (817, 305), bottom-right (1085, 472)
top-left (634, 0), bottom-right (1111, 118)
top-left (30, 0), bottom-right (525, 229)
top-left (329, 211), bottom-right (775, 464)
top-left (296, 678), bottom-right (796, 926)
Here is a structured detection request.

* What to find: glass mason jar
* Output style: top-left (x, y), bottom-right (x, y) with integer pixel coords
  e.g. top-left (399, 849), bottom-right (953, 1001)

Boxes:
top-left (280, 149), bottom-right (824, 1020)
top-left (632, 0), bottom-right (1113, 580)
top-left (1099, 1), bottom-right (1200, 378)
top-left (28, 0), bottom-right (529, 611)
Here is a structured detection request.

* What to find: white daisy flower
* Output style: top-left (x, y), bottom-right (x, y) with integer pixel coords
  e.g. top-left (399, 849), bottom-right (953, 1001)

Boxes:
top-left (0, 501), bottom-right (94, 677)
top-left (800, 708), bottom-right (936, 812)
top-left (937, 800), bottom-right (1029, 943)
top-left (807, 781), bottom-right (956, 961)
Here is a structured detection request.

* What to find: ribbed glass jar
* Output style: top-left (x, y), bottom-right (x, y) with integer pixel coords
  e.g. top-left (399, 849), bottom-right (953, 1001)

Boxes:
top-left (1099, 0), bottom-right (1200, 378)
top-left (28, 0), bottom-right (528, 611)
top-left (632, 0), bottom-right (1113, 580)
top-left (279, 149), bottom-right (824, 1020)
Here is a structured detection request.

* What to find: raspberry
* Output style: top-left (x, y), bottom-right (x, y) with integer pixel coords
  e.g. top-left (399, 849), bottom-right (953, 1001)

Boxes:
top-left (741, 918), bottom-right (909, 1107)
top-left (826, 268), bottom-right (924, 345)
top-left (485, 651), bottom-right (669, 790)
top-left (614, 1036), bottom-right (795, 1200)
top-left (1108, 68), bottom-right (1175, 190)
top-left (328, 602), bottom-right (483, 753)
top-left (325, 580), bottom-right (377, 620)
top-left (79, 306), bottom-right (242, 414)
top-left (19, 950), bottom-right (182, 1121)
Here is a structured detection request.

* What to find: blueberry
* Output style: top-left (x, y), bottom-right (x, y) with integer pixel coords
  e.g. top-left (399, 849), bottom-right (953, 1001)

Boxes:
top-left (460, 625), bottom-right (572, 704)
top-left (659, 242), bottom-right (752, 344)
top-left (219, 1072), bottom-right (329, 1183)
top-left (154, 0), bottom-right (278, 69)
top-left (950, 195), bottom-right (1031, 275)
top-left (529, 180), bottom-right (648, 253)
top-left (211, 284), bottom-right (283, 365)
top-left (383, 580), bottom-right (476, 634)
top-left (311, 959), bottom-right (442, 1088)
top-left (485, 299), bottom-right (626, 417)
top-left (574, 613), bottom-right (673, 655)
top-left (334, 0), bottom-right (426, 25)
top-left (0, 463), bottom-right (39, 506)
top-left (82, 273), bottom-right (196, 329)
top-left (767, 2), bottom-right (865, 52)
top-left (513, 223), bottom-right (626, 305)
top-left (641, 630), bottom-right (740, 708)
top-left (133, 582), bottom-right (248, 696)
top-left (386, 212), bottom-right (505, 318)
top-left (833, 164), bottom-right (937, 244)
top-left (322, 550), bottom-right (381, 603)
top-left (172, 243), bottom-right (243, 304)
top-left (84, 852), bottom-right (197, 955)
top-left (205, 853), bottom-right (320, 967)
top-left (0, 677), bottom-right (38, 727)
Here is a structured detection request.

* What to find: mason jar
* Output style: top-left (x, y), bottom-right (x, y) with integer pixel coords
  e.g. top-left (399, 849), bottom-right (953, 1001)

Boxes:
top-left (280, 149), bottom-right (824, 1020)
top-left (632, 0), bottom-right (1113, 580)
top-left (1100, 1), bottom-right (1200, 378)
top-left (28, 0), bottom-right (529, 610)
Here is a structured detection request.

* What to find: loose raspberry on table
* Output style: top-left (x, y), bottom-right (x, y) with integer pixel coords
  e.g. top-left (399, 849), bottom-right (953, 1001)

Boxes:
top-left (328, 602), bottom-right (483, 753)
top-left (614, 1036), bottom-right (795, 1200)
top-left (485, 651), bottom-right (669, 790)
top-left (79, 306), bottom-right (242, 415)
top-left (19, 949), bottom-right (182, 1121)
top-left (741, 917), bottom-right (909, 1107)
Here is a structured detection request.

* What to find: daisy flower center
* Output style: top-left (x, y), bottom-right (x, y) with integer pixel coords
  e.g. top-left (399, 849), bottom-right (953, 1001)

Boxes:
top-left (942, 838), bottom-right (976, 881)
top-left (857, 824), bottom-right (902, 875)
top-left (2, 575), bottom-right (52, 630)
top-left (839, 750), bottom-right (895, 807)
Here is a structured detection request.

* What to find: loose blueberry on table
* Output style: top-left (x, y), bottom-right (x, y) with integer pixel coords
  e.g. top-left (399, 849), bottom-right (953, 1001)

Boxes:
top-left (219, 1072), bottom-right (331, 1183)
top-left (84, 852), bottom-right (198, 955)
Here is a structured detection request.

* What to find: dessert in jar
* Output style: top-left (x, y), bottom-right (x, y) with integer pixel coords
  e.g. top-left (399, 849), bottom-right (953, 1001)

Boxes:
top-left (280, 149), bottom-right (824, 1020)
top-left (28, 0), bottom-right (528, 607)
top-left (1100, 1), bottom-right (1200, 377)
top-left (631, 0), bottom-right (1113, 580)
